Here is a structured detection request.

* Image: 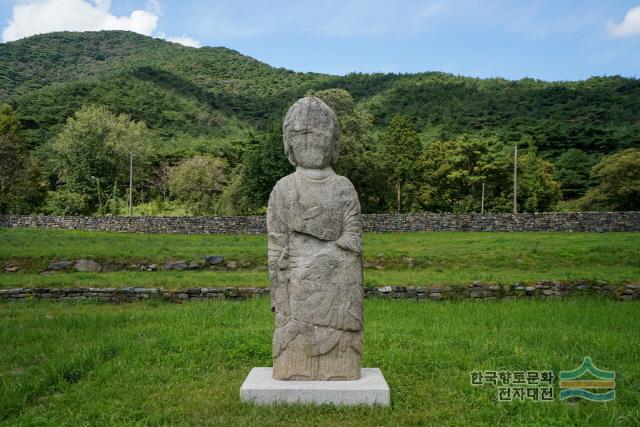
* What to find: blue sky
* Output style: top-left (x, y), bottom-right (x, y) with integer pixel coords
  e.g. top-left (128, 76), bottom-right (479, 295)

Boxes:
top-left (1, 0), bottom-right (639, 81)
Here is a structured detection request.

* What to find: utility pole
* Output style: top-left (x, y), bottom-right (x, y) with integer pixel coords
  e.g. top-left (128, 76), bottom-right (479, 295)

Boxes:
top-left (513, 145), bottom-right (518, 214)
top-left (481, 181), bottom-right (485, 214)
top-left (129, 151), bottom-right (133, 216)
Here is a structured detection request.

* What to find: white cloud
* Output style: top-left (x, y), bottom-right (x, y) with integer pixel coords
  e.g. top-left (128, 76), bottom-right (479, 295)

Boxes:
top-left (607, 6), bottom-right (640, 38)
top-left (1, 0), bottom-right (201, 47)
top-left (2, 0), bottom-right (158, 42)
top-left (164, 35), bottom-right (201, 48)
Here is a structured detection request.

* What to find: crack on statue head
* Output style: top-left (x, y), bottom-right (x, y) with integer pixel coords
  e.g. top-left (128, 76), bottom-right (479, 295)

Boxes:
top-left (283, 96), bottom-right (340, 169)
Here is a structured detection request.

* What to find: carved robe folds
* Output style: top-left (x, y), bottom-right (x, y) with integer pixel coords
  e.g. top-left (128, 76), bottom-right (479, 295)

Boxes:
top-left (268, 170), bottom-right (363, 380)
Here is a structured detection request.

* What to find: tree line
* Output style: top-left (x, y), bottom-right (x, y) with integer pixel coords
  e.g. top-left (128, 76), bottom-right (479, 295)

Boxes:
top-left (1, 87), bottom-right (638, 216)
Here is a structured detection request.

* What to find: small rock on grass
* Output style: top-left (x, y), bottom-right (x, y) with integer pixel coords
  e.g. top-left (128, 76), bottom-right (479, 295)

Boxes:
top-left (47, 261), bottom-right (73, 271)
top-left (74, 259), bottom-right (102, 272)
top-left (203, 255), bottom-right (225, 266)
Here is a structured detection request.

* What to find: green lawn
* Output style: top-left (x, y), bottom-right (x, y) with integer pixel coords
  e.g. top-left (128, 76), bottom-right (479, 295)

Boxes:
top-left (1, 298), bottom-right (638, 426)
top-left (2, 266), bottom-right (640, 289)
top-left (1, 228), bottom-right (639, 288)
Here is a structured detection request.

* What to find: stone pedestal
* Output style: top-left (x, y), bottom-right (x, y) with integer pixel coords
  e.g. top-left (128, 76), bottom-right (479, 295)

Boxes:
top-left (240, 368), bottom-right (390, 406)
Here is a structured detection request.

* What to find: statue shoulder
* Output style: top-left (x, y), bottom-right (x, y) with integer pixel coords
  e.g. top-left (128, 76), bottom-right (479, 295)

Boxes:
top-left (334, 174), bottom-right (357, 194)
top-left (269, 173), bottom-right (296, 199)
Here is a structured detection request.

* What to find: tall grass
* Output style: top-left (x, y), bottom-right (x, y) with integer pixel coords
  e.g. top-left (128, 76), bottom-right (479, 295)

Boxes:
top-left (1, 298), bottom-right (638, 425)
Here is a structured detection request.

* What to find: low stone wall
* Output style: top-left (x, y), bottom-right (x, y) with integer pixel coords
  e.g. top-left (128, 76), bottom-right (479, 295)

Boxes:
top-left (2, 282), bottom-right (638, 303)
top-left (0, 215), bottom-right (267, 234)
top-left (361, 212), bottom-right (640, 232)
top-left (1, 212), bottom-right (639, 233)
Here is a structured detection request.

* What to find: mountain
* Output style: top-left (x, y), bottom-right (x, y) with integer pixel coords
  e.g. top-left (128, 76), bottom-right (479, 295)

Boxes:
top-left (1, 30), bottom-right (639, 158)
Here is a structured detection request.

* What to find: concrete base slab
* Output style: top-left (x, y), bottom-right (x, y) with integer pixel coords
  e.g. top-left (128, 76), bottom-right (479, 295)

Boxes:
top-left (240, 367), bottom-right (390, 406)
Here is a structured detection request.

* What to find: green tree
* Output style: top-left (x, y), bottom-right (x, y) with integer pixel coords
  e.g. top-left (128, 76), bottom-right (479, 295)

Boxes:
top-left (228, 124), bottom-right (293, 214)
top-left (168, 155), bottom-right (229, 215)
top-left (0, 104), bottom-right (45, 214)
top-left (418, 135), bottom-right (561, 213)
top-left (554, 149), bottom-right (595, 199)
top-left (42, 190), bottom-right (90, 215)
top-left (381, 115), bottom-right (423, 213)
top-left (418, 134), bottom-right (510, 212)
top-left (53, 105), bottom-right (152, 212)
top-left (579, 148), bottom-right (640, 211)
top-left (517, 145), bottom-right (561, 212)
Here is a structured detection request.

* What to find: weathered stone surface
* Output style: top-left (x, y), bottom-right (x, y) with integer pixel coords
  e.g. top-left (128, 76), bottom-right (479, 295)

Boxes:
top-left (47, 261), bottom-right (73, 271)
top-left (162, 261), bottom-right (189, 270)
top-left (74, 259), bottom-right (102, 272)
top-left (203, 255), bottom-right (225, 265)
top-left (4, 265), bottom-right (19, 273)
top-left (268, 97), bottom-right (363, 381)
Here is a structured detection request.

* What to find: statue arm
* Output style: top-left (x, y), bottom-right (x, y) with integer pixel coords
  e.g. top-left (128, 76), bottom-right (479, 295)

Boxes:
top-left (267, 182), bottom-right (291, 317)
top-left (334, 182), bottom-right (362, 255)
top-left (267, 184), bottom-right (289, 274)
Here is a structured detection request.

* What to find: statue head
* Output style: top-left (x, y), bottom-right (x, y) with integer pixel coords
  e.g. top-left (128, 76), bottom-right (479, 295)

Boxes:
top-left (283, 96), bottom-right (340, 169)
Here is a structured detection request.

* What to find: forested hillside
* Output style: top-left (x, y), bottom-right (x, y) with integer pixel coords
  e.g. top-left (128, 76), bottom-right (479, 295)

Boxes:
top-left (1, 31), bottom-right (639, 215)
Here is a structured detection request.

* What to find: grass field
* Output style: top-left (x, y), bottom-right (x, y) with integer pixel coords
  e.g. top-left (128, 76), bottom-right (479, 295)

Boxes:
top-left (1, 228), bottom-right (639, 288)
top-left (1, 298), bottom-right (638, 426)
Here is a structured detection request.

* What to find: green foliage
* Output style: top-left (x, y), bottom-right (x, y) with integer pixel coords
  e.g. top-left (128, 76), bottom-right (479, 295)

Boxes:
top-left (554, 148), bottom-right (596, 199)
top-left (419, 134), bottom-right (505, 212)
top-left (53, 105), bottom-right (152, 212)
top-left (419, 136), bottom-right (561, 213)
top-left (3, 31), bottom-right (638, 159)
top-left (2, 31), bottom-right (639, 214)
top-left (0, 104), bottom-right (45, 213)
top-left (579, 148), bottom-right (640, 211)
top-left (103, 181), bottom-right (125, 215)
top-left (381, 115), bottom-right (423, 212)
top-left (42, 189), bottom-right (90, 215)
top-left (362, 73), bottom-right (640, 156)
top-left (517, 145), bottom-right (561, 212)
top-left (168, 155), bottom-right (229, 215)
top-left (0, 103), bottom-right (20, 133)
top-left (115, 199), bottom-right (189, 217)
top-left (229, 124), bottom-right (293, 214)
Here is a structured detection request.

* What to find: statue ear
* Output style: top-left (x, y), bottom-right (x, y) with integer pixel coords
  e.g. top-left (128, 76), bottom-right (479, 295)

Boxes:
top-left (330, 129), bottom-right (340, 165)
top-left (334, 140), bottom-right (341, 165)
top-left (283, 130), bottom-right (297, 166)
top-left (287, 149), bottom-right (298, 167)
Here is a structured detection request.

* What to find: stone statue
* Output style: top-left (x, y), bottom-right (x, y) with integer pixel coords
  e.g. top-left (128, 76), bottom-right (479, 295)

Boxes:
top-left (267, 96), bottom-right (363, 381)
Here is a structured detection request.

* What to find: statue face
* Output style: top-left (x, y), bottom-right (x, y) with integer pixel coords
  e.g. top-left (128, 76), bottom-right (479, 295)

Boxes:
top-left (287, 126), bottom-right (335, 169)
top-left (283, 97), bottom-right (339, 169)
